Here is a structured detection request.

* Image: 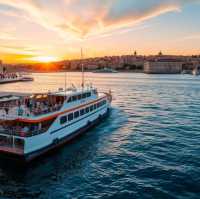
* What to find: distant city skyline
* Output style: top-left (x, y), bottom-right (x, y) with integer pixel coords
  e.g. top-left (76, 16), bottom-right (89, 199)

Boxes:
top-left (0, 0), bottom-right (200, 63)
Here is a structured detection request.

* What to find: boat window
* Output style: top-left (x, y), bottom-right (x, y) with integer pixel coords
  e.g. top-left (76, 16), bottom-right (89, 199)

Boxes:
top-left (82, 93), bottom-right (87, 98)
top-left (97, 102), bottom-right (100, 108)
top-left (77, 94), bottom-right (82, 100)
top-left (86, 107), bottom-right (89, 113)
top-left (74, 111), bottom-right (80, 118)
top-left (93, 89), bottom-right (98, 95)
top-left (60, 116), bottom-right (67, 124)
top-left (80, 109), bottom-right (85, 116)
top-left (68, 97), bottom-right (72, 103)
top-left (90, 105), bottom-right (94, 112)
top-left (100, 100), bottom-right (105, 106)
top-left (94, 104), bottom-right (97, 110)
top-left (86, 92), bottom-right (91, 97)
top-left (72, 95), bottom-right (77, 101)
top-left (68, 113), bottom-right (74, 121)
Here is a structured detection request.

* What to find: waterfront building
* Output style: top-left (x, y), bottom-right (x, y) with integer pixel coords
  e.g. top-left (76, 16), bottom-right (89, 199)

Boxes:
top-left (144, 60), bottom-right (183, 74)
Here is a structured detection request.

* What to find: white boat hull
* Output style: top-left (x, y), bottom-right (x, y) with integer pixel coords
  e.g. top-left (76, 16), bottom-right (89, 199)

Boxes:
top-left (0, 104), bottom-right (110, 162)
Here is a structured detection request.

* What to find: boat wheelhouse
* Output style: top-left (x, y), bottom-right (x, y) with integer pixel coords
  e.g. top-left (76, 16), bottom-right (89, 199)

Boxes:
top-left (0, 86), bottom-right (112, 161)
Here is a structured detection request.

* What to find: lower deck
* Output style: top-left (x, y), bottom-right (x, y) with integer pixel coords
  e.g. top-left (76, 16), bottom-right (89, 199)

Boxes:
top-left (0, 108), bottom-right (110, 162)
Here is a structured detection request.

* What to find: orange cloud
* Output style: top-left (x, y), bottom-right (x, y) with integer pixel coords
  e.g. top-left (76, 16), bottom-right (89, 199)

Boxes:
top-left (0, 0), bottom-right (198, 39)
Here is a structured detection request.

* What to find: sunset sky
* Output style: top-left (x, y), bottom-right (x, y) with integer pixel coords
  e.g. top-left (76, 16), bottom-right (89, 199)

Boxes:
top-left (0, 0), bottom-right (200, 63)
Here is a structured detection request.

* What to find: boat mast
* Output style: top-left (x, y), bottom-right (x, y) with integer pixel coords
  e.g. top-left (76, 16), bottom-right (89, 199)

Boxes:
top-left (65, 68), bottom-right (67, 96)
top-left (64, 64), bottom-right (67, 100)
top-left (81, 48), bottom-right (84, 90)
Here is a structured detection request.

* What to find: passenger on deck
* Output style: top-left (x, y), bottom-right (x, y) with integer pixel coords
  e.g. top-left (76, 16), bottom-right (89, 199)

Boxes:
top-left (18, 107), bottom-right (24, 116)
top-left (4, 107), bottom-right (9, 115)
top-left (8, 106), bottom-right (18, 116)
top-left (54, 103), bottom-right (58, 110)
top-left (24, 108), bottom-right (31, 117)
top-left (0, 109), bottom-right (6, 116)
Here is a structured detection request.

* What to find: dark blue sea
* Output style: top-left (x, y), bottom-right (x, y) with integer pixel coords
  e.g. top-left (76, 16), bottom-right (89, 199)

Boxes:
top-left (0, 73), bottom-right (200, 199)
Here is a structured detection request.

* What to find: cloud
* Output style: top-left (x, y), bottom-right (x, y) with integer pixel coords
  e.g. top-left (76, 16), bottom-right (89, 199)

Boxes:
top-left (0, 44), bottom-right (41, 55)
top-left (0, 0), bottom-right (198, 39)
top-left (182, 34), bottom-right (200, 40)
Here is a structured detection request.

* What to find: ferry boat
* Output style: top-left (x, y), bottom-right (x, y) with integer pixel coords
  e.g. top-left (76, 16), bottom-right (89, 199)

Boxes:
top-left (0, 86), bottom-right (112, 162)
top-left (0, 72), bottom-right (34, 84)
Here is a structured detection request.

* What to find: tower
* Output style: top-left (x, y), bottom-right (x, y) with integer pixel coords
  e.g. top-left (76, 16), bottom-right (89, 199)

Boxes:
top-left (158, 51), bottom-right (163, 56)
top-left (0, 60), bottom-right (2, 73)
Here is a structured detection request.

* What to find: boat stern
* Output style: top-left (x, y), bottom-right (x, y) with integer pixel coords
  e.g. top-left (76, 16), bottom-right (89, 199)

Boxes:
top-left (0, 134), bottom-right (25, 161)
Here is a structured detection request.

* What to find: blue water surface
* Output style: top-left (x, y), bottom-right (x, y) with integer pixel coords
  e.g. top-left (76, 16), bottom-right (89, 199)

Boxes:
top-left (0, 73), bottom-right (199, 199)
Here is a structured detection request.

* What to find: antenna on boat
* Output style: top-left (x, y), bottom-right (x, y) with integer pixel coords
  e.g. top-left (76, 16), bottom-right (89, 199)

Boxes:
top-left (65, 69), bottom-right (67, 95)
top-left (81, 48), bottom-right (85, 90)
top-left (64, 64), bottom-right (67, 100)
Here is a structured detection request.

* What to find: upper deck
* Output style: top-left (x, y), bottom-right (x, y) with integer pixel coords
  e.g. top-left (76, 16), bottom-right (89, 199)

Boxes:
top-left (0, 86), bottom-right (106, 123)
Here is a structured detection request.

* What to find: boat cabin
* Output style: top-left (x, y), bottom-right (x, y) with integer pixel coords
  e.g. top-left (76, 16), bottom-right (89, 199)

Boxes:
top-left (0, 87), bottom-right (98, 136)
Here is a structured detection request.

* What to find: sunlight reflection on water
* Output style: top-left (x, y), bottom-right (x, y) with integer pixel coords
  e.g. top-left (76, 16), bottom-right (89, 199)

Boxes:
top-left (0, 73), bottom-right (200, 199)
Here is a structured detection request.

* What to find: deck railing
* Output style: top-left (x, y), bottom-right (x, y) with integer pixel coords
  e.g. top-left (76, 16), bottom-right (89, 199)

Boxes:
top-left (0, 136), bottom-right (24, 152)
top-left (32, 105), bottom-right (62, 116)
top-left (0, 104), bottom-right (62, 119)
top-left (0, 127), bottom-right (49, 137)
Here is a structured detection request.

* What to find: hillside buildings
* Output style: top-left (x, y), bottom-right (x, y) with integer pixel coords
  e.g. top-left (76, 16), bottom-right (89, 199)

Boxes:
top-left (67, 54), bottom-right (200, 74)
top-left (1, 54), bottom-right (200, 74)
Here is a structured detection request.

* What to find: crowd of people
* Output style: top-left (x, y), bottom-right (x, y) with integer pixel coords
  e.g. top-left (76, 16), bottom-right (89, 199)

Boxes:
top-left (0, 95), bottom-right (65, 137)
top-left (0, 96), bottom-right (64, 118)
top-left (0, 119), bottom-right (47, 137)
top-left (23, 98), bottom-right (63, 116)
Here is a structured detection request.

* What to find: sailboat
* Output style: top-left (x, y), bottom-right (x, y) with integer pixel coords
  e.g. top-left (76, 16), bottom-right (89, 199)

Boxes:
top-left (192, 67), bottom-right (200, 76)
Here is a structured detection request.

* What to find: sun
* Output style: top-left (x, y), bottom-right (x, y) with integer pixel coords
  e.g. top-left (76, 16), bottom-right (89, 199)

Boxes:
top-left (30, 56), bottom-right (58, 63)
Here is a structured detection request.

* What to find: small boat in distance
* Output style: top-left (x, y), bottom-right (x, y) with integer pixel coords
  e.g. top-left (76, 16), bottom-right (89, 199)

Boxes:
top-left (93, 67), bottom-right (118, 73)
top-left (192, 68), bottom-right (200, 76)
top-left (0, 72), bottom-right (34, 84)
